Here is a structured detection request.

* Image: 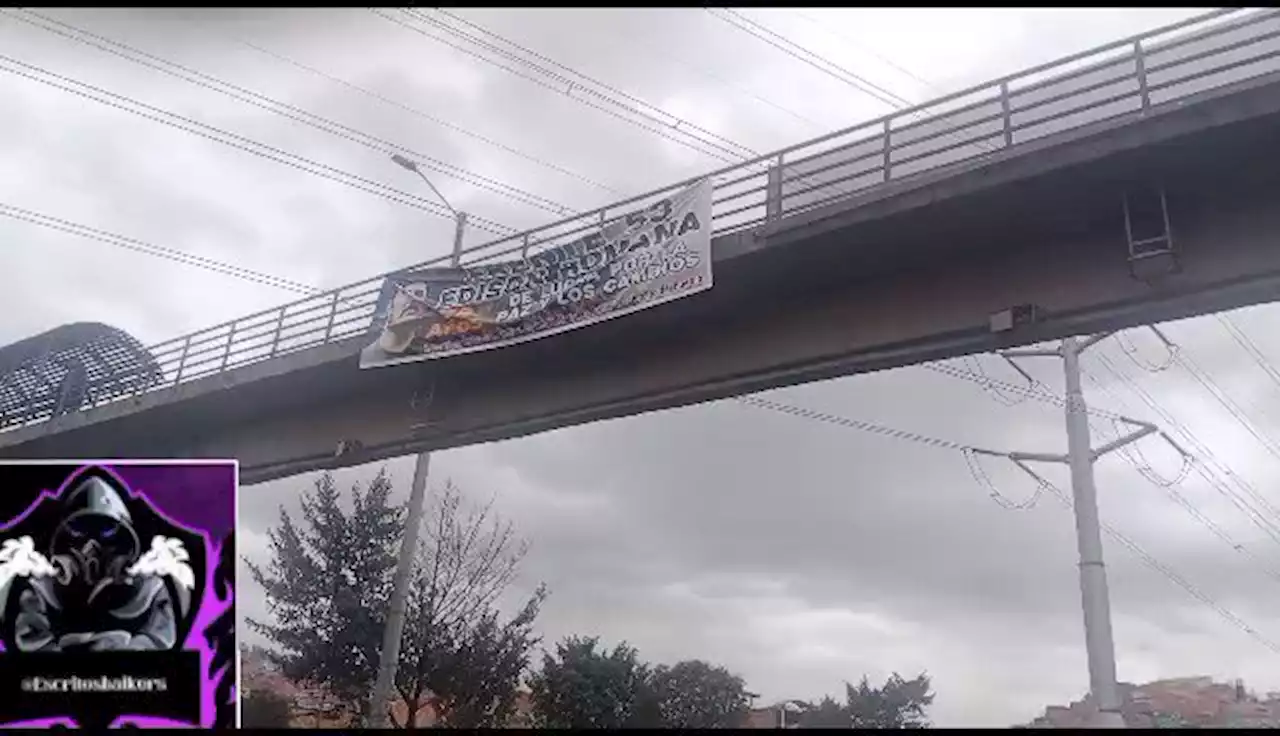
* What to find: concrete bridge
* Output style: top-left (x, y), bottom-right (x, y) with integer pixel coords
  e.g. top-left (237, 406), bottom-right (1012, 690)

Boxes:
top-left (5, 9), bottom-right (1280, 485)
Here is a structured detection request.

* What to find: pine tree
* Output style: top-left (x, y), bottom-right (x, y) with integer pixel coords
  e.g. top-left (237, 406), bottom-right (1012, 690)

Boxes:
top-left (246, 470), bottom-right (405, 721)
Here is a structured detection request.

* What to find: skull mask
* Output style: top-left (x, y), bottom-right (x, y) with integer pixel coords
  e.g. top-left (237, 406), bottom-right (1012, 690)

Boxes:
top-left (48, 476), bottom-right (141, 604)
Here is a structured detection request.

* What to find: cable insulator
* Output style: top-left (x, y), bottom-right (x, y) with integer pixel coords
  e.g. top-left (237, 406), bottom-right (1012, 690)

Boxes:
top-left (963, 450), bottom-right (1042, 511)
top-left (1116, 330), bottom-right (1178, 373)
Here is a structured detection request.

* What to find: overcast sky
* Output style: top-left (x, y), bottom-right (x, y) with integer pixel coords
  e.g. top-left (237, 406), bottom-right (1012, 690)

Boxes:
top-left (4, 6), bottom-right (1280, 727)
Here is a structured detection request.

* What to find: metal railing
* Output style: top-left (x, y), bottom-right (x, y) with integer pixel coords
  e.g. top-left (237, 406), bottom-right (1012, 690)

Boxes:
top-left (5, 7), bottom-right (1280, 433)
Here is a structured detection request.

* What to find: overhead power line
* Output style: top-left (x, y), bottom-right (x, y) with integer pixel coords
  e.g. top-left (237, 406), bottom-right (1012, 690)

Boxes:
top-left (707, 7), bottom-right (998, 157)
top-left (736, 394), bottom-right (993, 454)
top-left (605, 17), bottom-right (827, 132)
top-left (0, 53), bottom-right (515, 237)
top-left (2, 8), bottom-right (574, 217)
top-left (959, 343), bottom-right (1280, 584)
top-left (1039, 475), bottom-right (1280, 654)
top-left (0, 202), bottom-right (322, 294)
top-left (929, 344), bottom-right (1280, 594)
top-left (1175, 342), bottom-right (1280, 480)
top-left (232, 38), bottom-right (626, 197)
top-left (1105, 328), bottom-right (1280, 534)
top-left (788, 10), bottom-right (942, 95)
top-left (736, 391), bottom-right (1280, 655)
top-left (925, 360), bottom-right (1129, 420)
top-left (939, 338), bottom-right (1280, 569)
top-left (382, 8), bottom-right (855, 203)
top-left (1216, 312), bottom-right (1280, 395)
top-left (1093, 353), bottom-right (1280, 544)
top-left (706, 8), bottom-right (912, 109)
top-left (422, 7), bottom-right (759, 159)
top-left (370, 8), bottom-right (742, 166)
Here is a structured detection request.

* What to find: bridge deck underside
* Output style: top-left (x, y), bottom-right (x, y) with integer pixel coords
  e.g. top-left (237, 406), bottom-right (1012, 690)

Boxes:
top-left (6, 71), bottom-right (1280, 484)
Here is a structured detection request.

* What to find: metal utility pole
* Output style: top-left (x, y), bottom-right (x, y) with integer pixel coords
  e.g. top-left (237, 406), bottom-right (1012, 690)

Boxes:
top-left (1003, 333), bottom-right (1161, 729)
top-left (365, 154), bottom-right (468, 728)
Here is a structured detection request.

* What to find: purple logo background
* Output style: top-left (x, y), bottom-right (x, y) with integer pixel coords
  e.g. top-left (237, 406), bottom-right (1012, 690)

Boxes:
top-left (0, 461), bottom-right (236, 729)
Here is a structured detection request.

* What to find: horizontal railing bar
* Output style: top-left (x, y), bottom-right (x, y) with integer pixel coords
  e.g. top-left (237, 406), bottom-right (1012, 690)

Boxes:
top-left (890, 129), bottom-right (1005, 169)
top-left (1145, 25), bottom-right (1280, 77)
top-left (782, 186), bottom-right (875, 220)
top-left (3, 7), bottom-right (1273, 434)
top-left (1147, 45), bottom-right (1280, 96)
top-left (783, 124), bottom-right (884, 170)
top-left (891, 91), bottom-right (1005, 136)
top-left (779, 165), bottom-right (885, 206)
top-left (891, 111), bottom-right (1005, 154)
top-left (174, 329), bottom-right (235, 355)
top-left (1143, 8), bottom-right (1280, 58)
top-left (1007, 49), bottom-right (1137, 99)
top-left (1009, 89), bottom-right (1140, 134)
top-left (716, 167), bottom-right (768, 191)
top-left (711, 185), bottom-right (769, 209)
top-left (1009, 70), bottom-right (1139, 118)
top-left (713, 200), bottom-right (768, 224)
top-left (780, 144), bottom-right (884, 187)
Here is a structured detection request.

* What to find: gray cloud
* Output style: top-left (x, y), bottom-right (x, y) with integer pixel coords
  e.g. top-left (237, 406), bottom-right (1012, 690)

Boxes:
top-left (4, 6), bottom-right (1277, 728)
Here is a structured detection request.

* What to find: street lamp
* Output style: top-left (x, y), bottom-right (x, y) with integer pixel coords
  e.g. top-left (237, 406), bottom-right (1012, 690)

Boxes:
top-left (364, 153), bottom-right (468, 728)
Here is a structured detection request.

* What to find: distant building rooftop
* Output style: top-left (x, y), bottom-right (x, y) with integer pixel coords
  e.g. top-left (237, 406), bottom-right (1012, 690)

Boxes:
top-left (0, 322), bottom-right (162, 428)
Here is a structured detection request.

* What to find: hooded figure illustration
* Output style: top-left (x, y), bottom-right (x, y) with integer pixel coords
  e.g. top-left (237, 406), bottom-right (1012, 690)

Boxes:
top-left (0, 475), bottom-right (194, 653)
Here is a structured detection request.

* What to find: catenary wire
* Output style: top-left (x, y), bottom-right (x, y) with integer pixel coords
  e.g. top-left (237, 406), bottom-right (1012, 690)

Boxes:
top-left (386, 8), bottom-right (859, 202)
top-left (934, 342), bottom-right (1280, 584)
top-left (423, 7), bottom-right (759, 159)
top-left (788, 10), bottom-right (943, 94)
top-left (369, 8), bottom-right (742, 166)
top-left (707, 7), bottom-right (999, 157)
top-left (1090, 352), bottom-right (1280, 545)
top-left (1, 8), bottom-right (575, 217)
top-left (1111, 328), bottom-right (1280, 528)
top-left (232, 37), bottom-right (625, 197)
top-left (0, 203), bottom-right (322, 294)
top-left (0, 54), bottom-right (515, 237)
top-left (736, 390), bottom-right (1280, 654)
top-left (706, 8), bottom-right (911, 109)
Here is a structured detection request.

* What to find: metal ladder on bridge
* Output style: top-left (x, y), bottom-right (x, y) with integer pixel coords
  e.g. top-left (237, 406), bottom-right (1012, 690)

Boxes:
top-left (1123, 183), bottom-right (1179, 281)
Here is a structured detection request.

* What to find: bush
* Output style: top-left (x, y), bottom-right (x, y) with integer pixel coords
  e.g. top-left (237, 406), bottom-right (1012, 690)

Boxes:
top-left (243, 688), bottom-right (293, 728)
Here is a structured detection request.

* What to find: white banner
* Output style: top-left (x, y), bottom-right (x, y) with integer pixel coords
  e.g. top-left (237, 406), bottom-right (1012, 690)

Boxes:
top-left (360, 178), bottom-right (713, 368)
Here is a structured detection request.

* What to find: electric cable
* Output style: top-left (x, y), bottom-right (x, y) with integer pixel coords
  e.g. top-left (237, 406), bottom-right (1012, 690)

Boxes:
top-left (2, 8), bottom-right (575, 217)
top-left (233, 37), bottom-right (625, 196)
top-left (0, 202), bottom-right (322, 294)
top-left (736, 390), bottom-right (1280, 653)
top-left (0, 53), bottom-right (516, 237)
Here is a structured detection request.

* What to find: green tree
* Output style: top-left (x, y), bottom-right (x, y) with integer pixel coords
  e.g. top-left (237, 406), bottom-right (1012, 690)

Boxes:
top-left (650, 659), bottom-right (750, 728)
top-left (528, 636), bottom-right (659, 728)
top-left (798, 695), bottom-right (851, 728)
top-left (241, 688), bottom-right (293, 728)
top-left (246, 470), bottom-right (405, 722)
top-left (797, 672), bottom-right (934, 729)
top-left (391, 483), bottom-right (547, 728)
top-left (846, 672), bottom-right (935, 729)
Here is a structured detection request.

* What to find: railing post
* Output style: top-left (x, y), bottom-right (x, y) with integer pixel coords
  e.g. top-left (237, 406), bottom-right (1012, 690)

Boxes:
top-left (999, 81), bottom-right (1014, 147)
top-left (1134, 39), bottom-right (1151, 111)
top-left (322, 292), bottom-right (340, 341)
top-left (173, 335), bottom-right (192, 386)
top-left (881, 119), bottom-right (892, 182)
top-left (219, 322), bottom-right (237, 371)
top-left (765, 153), bottom-right (784, 223)
top-left (268, 305), bottom-right (287, 359)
